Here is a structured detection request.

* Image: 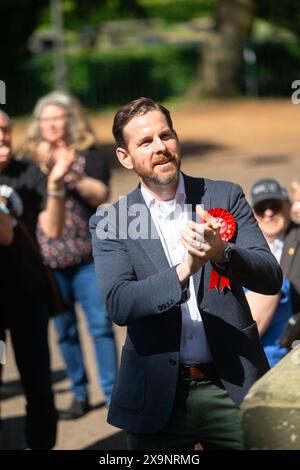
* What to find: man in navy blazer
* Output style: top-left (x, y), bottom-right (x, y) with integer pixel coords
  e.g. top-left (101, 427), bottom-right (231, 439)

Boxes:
top-left (90, 97), bottom-right (282, 450)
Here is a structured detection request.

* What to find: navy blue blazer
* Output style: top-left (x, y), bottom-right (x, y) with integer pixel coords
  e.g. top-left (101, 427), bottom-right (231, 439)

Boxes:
top-left (90, 174), bottom-right (282, 434)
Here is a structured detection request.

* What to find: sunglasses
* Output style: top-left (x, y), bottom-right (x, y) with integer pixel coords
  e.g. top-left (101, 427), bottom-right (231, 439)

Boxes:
top-left (254, 200), bottom-right (284, 216)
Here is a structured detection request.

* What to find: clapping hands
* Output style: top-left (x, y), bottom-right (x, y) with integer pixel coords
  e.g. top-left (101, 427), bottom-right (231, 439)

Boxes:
top-left (38, 140), bottom-right (75, 189)
top-left (180, 205), bottom-right (224, 275)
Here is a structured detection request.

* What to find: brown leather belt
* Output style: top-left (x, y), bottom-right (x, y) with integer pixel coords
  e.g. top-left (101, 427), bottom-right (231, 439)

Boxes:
top-left (179, 363), bottom-right (217, 382)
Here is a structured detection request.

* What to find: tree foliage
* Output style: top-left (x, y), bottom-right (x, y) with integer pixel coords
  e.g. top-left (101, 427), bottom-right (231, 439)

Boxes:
top-left (0, 0), bottom-right (48, 76)
top-left (61, 0), bottom-right (146, 28)
top-left (0, 0), bottom-right (146, 77)
top-left (255, 0), bottom-right (300, 37)
top-left (2, 0), bottom-right (300, 98)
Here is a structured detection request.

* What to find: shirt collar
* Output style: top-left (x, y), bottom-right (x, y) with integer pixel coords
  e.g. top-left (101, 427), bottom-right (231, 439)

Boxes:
top-left (140, 172), bottom-right (186, 209)
top-left (268, 236), bottom-right (284, 262)
top-left (268, 235), bottom-right (284, 250)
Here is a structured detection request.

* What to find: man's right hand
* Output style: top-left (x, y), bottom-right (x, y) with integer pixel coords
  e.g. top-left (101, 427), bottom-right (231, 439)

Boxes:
top-left (176, 216), bottom-right (223, 285)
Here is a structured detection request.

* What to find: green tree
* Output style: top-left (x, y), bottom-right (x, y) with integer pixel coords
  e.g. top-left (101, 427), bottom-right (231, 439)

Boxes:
top-left (196, 0), bottom-right (300, 97)
top-left (61, 0), bottom-right (146, 28)
top-left (196, 0), bottom-right (255, 97)
top-left (256, 0), bottom-right (300, 38)
top-left (0, 0), bottom-right (48, 77)
top-left (0, 0), bottom-right (146, 78)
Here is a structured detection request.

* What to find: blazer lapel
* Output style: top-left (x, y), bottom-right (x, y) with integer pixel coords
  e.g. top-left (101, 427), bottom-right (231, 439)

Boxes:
top-left (139, 227), bottom-right (171, 273)
top-left (281, 224), bottom-right (300, 277)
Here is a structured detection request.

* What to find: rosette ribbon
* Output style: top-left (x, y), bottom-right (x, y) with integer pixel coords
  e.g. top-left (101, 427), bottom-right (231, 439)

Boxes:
top-left (199, 207), bottom-right (236, 292)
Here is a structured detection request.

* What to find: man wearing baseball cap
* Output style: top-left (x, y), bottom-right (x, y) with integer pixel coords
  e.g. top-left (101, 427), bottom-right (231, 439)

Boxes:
top-left (246, 178), bottom-right (300, 366)
top-left (251, 179), bottom-right (289, 206)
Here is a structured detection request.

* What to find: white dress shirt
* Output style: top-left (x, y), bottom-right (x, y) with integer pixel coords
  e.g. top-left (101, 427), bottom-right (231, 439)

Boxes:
top-left (268, 236), bottom-right (284, 264)
top-left (141, 173), bottom-right (212, 364)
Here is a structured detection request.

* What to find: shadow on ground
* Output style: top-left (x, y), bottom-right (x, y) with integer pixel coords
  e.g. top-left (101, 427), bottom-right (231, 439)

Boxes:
top-left (0, 369), bottom-right (67, 401)
top-left (246, 154), bottom-right (291, 166)
top-left (1, 415), bottom-right (26, 449)
top-left (83, 430), bottom-right (127, 450)
top-left (0, 400), bottom-right (108, 450)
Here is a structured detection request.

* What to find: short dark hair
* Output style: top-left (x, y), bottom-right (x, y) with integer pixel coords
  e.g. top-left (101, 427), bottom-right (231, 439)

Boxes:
top-left (112, 97), bottom-right (174, 148)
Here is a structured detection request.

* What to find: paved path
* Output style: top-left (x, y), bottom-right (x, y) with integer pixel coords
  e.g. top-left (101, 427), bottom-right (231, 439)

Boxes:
top-left (1, 99), bottom-right (300, 449)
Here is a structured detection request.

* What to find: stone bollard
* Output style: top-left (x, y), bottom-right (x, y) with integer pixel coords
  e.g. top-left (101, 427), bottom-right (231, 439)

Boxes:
top-left (241, 346), bottom-right (300, 449)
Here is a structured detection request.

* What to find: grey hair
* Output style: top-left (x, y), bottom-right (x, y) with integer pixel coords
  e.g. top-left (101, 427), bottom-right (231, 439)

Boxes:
top-left (22, 91), bottom-right (98, 161)
top-left (32, 91), bottom-right (77, 141)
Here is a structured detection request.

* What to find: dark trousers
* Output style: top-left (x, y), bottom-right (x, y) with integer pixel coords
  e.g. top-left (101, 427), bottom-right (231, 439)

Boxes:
top-left (127, 378), bottom-right (243, 450)
top-left (4, 297), bottom-right (57, 449)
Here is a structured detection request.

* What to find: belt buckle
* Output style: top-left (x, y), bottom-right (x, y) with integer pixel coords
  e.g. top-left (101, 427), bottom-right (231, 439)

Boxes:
top-left (190, 365), bottom-right (205, 381)
top-left (180, 363), bottom-right (215, 382)
top-left (179, 365), bottom-right (202, 381)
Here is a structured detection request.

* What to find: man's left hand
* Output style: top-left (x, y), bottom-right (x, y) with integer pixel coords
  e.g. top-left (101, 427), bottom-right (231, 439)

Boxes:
top-left (180, 219), bottom-right (225, 264)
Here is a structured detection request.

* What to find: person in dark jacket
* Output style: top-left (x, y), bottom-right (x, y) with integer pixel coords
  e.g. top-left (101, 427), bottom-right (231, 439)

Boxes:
top-left (90, 97), bottom-right (282, 450)
top-left (0, 108), bottom-right (72, 448)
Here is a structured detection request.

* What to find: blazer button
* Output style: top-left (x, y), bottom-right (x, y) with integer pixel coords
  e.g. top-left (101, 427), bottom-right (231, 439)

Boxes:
top-left (169, 358), bottom-right (177, 366)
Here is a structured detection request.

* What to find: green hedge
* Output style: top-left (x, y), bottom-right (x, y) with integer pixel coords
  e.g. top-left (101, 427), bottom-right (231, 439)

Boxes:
top-left (140, 0), bottom-right (216, 22)
top-left (5, 44), bottom-right (199, 116)
top-left (5, 38), bottom-right (300, 116)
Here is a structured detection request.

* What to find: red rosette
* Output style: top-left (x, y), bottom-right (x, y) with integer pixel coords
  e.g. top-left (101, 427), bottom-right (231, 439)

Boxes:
top-left (206, 208), bottom-right (236, 242)
top-left (200, 208), bottom-right (236, 293)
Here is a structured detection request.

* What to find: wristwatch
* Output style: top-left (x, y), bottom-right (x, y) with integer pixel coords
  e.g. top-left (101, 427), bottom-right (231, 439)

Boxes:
top-left (223, 242), bottom-right (234, 263)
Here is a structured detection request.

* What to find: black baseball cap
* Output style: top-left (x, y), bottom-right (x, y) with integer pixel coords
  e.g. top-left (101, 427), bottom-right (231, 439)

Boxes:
top-left (251, 179), bottom-right (289, 207)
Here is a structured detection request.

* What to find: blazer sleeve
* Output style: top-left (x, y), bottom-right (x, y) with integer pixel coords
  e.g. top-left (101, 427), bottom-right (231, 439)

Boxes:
top-left (212, 183), bottom-right (283, 295)
top-left (90, 212), bottom-right (184, 326)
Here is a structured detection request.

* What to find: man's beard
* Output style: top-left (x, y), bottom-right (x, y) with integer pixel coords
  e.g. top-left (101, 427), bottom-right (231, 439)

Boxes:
top-left (141, 155), bottom-right (180, 186)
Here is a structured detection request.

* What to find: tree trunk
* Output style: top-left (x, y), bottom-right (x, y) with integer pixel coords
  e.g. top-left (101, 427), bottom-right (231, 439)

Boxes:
top-left (196, 0), bottom-right (255, 97)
